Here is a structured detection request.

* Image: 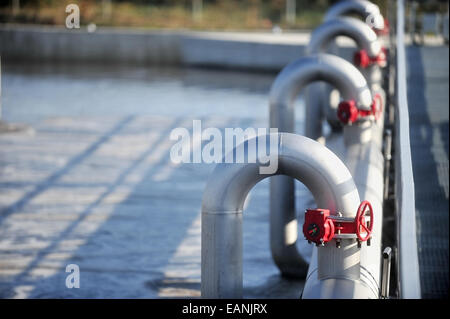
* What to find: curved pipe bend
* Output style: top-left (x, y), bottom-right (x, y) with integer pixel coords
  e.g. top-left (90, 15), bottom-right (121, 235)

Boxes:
top-left (308, 17), bottom-right (381, 57)
top-left (269, 53), bottom-right (372, 134)
top-left (201, 133), bottom-right (361, 298)
top-left (325, 0), bottom-right (384, 30)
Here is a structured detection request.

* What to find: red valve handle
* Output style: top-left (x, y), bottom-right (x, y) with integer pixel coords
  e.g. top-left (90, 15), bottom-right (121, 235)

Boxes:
top-left (355, 200), bottom-right (374, 242)
top-left (337, 100), bottom-right (359, 124)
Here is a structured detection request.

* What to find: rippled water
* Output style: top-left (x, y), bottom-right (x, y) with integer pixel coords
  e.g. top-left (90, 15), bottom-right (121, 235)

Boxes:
top-left (0, 62), bottom-right (312, 298)
top-left (2, 62), bottom-right (307, 127)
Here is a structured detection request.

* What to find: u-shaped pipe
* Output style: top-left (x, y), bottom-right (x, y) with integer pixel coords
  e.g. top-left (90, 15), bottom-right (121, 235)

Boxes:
top-left (308, 17), bottom-right (381, 58)
top-left (325, 0), bottom-right (385, 31)
top-left (306, 17), bottom-right (383, 136)
top-left (201, 133), bottom-right (361, 298)
top-left (267, 54), bottom-right (372, 278)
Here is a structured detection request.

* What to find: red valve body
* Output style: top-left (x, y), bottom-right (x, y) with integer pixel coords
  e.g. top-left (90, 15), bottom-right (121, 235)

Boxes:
top-left (303, 209), bottom-right (335, 244)
top-left (354, 48), bottom-right (387, 68)
top-left (337, 94), bottom-right (383, 124)
top-left (303, 201), bottom-right (374, 246)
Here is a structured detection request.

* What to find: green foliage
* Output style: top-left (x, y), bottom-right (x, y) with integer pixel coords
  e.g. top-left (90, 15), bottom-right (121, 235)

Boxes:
top-left (0, 0), bottom-right (395, 30)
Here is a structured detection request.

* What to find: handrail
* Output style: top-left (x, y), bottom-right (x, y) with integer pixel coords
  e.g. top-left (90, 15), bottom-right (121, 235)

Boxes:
top-left (394, 0), bottom-right (421, 299)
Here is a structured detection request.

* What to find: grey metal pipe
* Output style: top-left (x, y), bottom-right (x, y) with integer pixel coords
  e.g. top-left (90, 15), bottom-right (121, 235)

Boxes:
top-left (201, 133), bottom-right (361, 298)
top-left (268, 54), bottom-right (372, 278)
top-left (325, 0), bottom-right (385, 31)
top-left (306, 17), bottom-right (383, 136)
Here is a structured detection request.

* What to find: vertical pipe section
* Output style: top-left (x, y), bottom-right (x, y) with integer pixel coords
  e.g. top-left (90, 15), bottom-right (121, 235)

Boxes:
top-left (269, 54), bottom-right (372, 278)
top-left (201, 133), bottom-right (361, 298)
top-left (302, 119), bottom-right (385, 299)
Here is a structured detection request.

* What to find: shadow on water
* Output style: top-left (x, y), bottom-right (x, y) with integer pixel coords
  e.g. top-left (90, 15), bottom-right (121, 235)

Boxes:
top-left (0, 116), bottom-right (135, 225)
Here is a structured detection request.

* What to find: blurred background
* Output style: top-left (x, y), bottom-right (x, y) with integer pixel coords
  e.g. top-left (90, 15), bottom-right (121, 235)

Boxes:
top-left (0, 0), bottom-right (392, 30)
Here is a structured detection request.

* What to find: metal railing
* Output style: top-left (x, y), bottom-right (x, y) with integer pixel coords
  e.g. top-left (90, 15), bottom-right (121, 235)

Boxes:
top-left (393, 0), bottom-right (421, 299)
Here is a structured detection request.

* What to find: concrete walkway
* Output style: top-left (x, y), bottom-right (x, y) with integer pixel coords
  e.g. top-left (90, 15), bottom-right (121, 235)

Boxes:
top-left (407, 45), bottom-right (449, 298)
